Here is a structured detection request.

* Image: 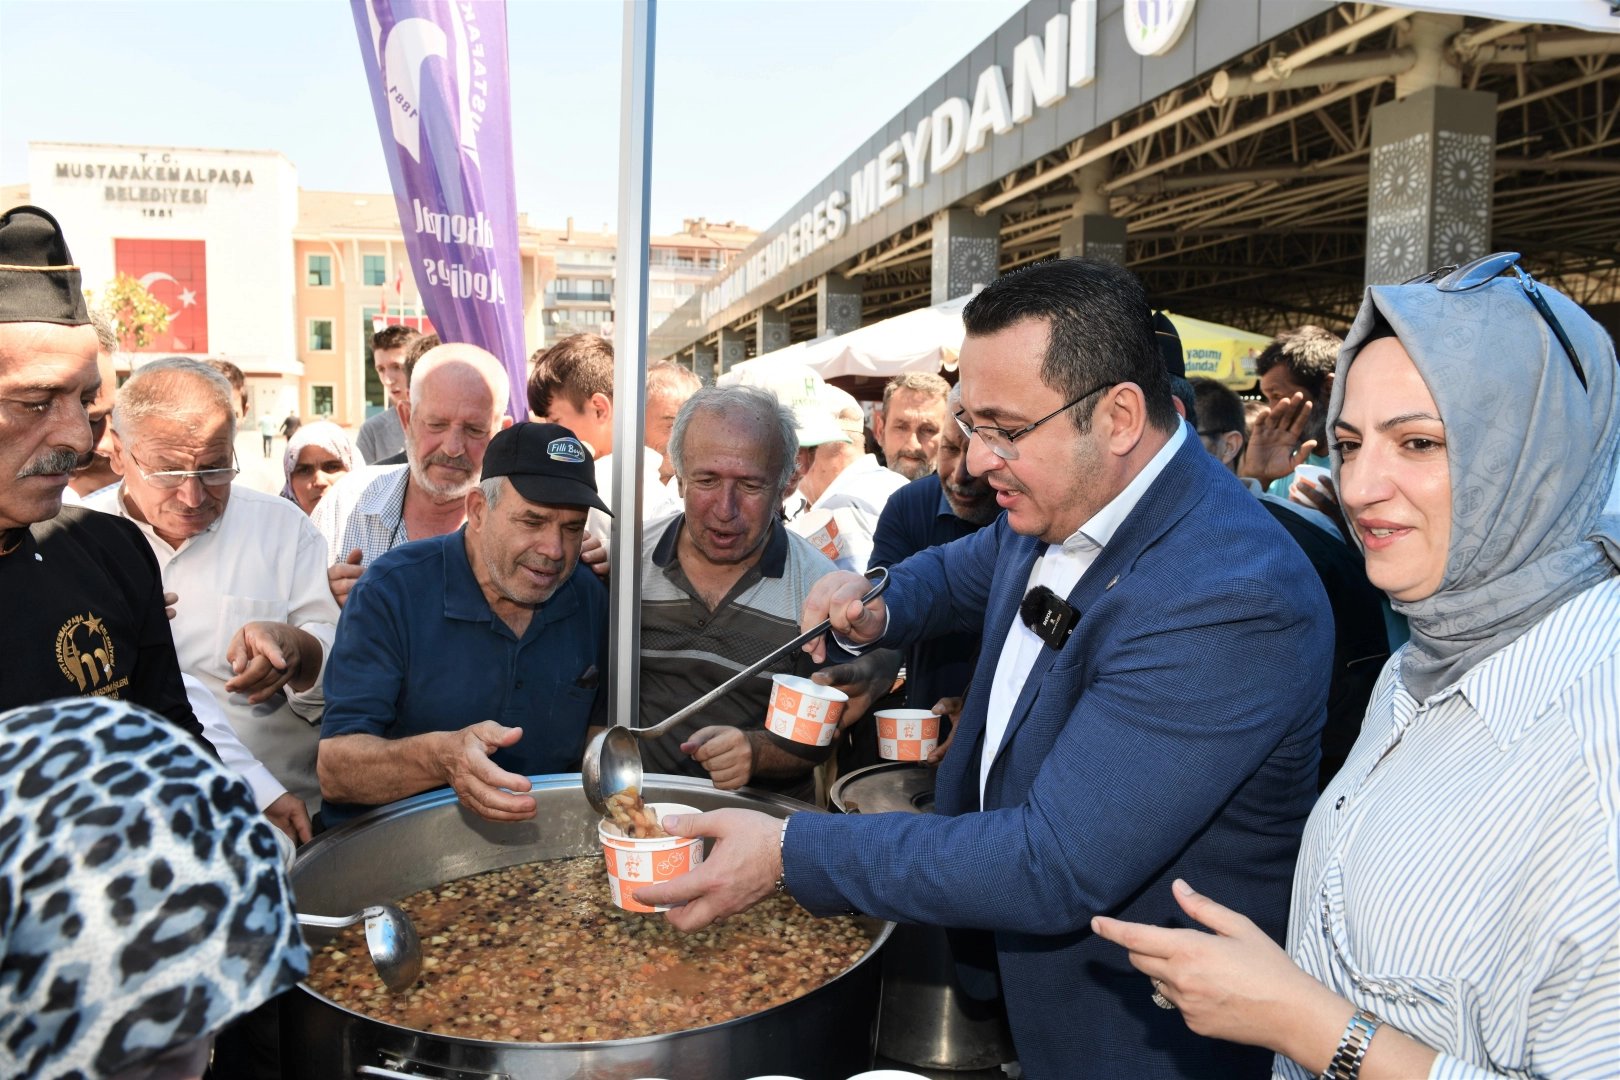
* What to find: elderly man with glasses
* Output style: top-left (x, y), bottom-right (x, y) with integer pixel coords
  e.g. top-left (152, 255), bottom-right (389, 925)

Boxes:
top-left (86, 356), bottom-right (340, 841)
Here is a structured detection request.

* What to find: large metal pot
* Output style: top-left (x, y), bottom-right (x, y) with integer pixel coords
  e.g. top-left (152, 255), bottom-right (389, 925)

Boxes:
top-left (830, 763), bottom-right (1013, 1072)
top-left (283, 775), bottom-right (894, 1080)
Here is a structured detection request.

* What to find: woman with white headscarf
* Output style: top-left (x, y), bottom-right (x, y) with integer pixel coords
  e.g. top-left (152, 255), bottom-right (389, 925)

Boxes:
top-left (1093, 255), bottom-right (1619, 1080)
top-left (281, 420), bottom-right (363, 515)
top-left (0, 697), bottom-right (309, 1080)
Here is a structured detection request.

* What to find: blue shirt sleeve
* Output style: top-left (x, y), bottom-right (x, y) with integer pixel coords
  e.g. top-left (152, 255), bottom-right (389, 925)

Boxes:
top-left (321, 563), bottom-right (409, 741)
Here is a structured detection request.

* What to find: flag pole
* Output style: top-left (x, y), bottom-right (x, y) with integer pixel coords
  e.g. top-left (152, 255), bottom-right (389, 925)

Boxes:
top-left (608, 0), bottom-right (656, 731)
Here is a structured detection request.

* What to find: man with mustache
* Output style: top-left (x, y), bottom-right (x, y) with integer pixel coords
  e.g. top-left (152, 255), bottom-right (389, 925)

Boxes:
top-left (873, 370), bottom-right (950, 480)
top-left (313, 343), bottom-right (514, 606)
top-left (317, 423), bottom-right (608, 826)
top-left (0, 205), bottom-right (206, 745)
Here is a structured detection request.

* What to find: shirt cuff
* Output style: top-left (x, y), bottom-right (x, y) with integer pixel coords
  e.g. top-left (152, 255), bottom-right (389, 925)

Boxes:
top-left (236, 762), bottom-right (289, 812)
top-left (831, 607), bottom-right (891, 655)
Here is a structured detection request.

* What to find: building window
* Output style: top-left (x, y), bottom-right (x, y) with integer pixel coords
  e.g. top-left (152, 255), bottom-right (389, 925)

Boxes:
top-left (651, 281), bottom-right (674, 298)
top-left (309, 319), bottom-right (334, 351)
top-left (311, 384), bottom-right (335, 417)
top-left (363, 255), bottom-right (387, 287)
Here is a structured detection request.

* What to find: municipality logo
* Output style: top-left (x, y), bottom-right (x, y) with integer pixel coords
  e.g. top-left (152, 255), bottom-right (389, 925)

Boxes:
top-left (547, 438), bottom-right (586, 464)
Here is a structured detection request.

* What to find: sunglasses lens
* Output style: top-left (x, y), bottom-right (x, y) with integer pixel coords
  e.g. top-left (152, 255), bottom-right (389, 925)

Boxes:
top-left (1435, 251), bottom-right (1521, 292)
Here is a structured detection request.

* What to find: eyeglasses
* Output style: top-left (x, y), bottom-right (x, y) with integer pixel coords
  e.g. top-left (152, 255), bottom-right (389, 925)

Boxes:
top-left (128, 451), bottom-right (239, 491)
top-left (1403, 251), bottom-right (1588, 390)
top-left (953, 381), bottom-right (1116, 460)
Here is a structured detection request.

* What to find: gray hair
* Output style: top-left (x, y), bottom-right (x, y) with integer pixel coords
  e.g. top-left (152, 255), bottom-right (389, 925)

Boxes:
top-left (479, 476), bottom-right (506, 510)
top-left (647, 360), bottom-right (701, 400)
top-left (112, 356), bottom-right (237, 442)
top-left (668, 384), bottom-right (799, 494)
top-left (88, 309), bottom-right (118, 355)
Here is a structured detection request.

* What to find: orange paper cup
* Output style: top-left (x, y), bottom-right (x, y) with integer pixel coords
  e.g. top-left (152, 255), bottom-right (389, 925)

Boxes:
top-left (765, 674), bottom-right (847, 747)
top-left (599, 801), bottom-right (703, 913)
top-left (876, 709), bottom-right (940, 760)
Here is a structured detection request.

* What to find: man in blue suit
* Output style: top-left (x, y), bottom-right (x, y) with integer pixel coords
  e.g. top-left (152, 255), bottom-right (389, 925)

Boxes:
top-left (638, 259), bottom-right (1333, 1079)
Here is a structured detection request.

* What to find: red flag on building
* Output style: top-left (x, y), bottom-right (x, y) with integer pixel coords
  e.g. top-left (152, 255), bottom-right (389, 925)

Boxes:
top-left (114, 239), bottom-right (208, 353)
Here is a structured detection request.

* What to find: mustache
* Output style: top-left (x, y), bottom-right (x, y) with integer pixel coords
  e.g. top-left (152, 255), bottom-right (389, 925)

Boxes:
top-left (422, 451), bottom-right (474, 472)
top-left (17, 447), bottom-right (82, 479)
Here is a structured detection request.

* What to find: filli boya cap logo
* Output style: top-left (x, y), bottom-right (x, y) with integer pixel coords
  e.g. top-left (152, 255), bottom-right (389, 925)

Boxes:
top-left (547, 438), bottom-right (586, 464)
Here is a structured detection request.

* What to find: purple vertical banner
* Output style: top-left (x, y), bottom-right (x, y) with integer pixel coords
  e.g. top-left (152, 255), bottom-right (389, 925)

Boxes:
top-left (351, 0), bottom-right (527, 420)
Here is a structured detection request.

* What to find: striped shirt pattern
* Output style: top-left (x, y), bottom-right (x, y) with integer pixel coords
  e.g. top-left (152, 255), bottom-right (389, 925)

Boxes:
top-left (310, 464), bottom-right (411, 568)
top-left (1275, 576), bottom-right (1620, 1080)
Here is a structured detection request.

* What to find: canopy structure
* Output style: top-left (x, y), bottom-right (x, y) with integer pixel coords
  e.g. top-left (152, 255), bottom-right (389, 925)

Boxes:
top-left (724, 297), bottom-right (1267, 391)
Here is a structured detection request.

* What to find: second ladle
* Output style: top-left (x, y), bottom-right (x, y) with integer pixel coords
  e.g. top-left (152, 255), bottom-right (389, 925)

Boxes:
top-left (582, 566), bottom-right (890, 814)
top-left (298, 904), bottom-right (422, 993)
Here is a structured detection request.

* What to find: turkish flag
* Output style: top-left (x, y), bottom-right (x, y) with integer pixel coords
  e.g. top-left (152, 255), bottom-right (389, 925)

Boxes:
top-left (114, 239), bottom-right (208, 353)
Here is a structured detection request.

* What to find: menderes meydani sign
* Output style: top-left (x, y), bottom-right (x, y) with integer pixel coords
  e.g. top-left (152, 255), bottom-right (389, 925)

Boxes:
top-left (698, 0), bottom-right (1195, 324)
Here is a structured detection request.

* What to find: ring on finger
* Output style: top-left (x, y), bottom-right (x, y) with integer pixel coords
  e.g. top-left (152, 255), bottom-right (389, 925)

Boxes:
top-left (1151, 978), bottom-right (1177, 1011)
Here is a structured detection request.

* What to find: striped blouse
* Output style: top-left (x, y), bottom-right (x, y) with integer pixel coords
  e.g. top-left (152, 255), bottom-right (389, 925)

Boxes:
top-left (1275, 576), bottom-right (1620, 1080)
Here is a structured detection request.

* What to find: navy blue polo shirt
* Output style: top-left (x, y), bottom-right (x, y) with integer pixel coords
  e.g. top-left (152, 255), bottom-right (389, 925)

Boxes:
top-left (320, 527), bottom-right (607, 825)
top-left (868, 474), bottom-right (989, 711)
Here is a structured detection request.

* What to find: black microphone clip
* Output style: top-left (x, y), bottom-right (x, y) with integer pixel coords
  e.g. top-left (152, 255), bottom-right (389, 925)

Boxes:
top-left (1020, 585), bottom-right (1079, 650)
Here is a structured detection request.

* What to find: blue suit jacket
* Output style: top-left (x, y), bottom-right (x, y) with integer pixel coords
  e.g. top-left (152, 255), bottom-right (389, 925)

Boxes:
top-left (784, 435), bottom-right (1333, 1079)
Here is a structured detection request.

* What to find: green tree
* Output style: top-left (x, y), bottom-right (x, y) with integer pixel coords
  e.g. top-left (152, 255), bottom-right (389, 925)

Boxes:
top-left (90, 273), bottom-right (171, 350)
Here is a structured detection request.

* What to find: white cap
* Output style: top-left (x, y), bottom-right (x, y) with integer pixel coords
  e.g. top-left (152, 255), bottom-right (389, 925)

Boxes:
top-left (820, 383), bottom-right (866, 440)
top-left (717, 361), bottom-right (850, 447)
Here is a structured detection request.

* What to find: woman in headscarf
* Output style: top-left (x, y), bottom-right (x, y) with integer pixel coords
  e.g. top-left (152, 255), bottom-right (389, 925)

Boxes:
top-left (1093, 263), bottom-right (1619, 1079)
top-left (281, 420), bottom-right (362, 516)
top-left (0, 697), bottom-right (309, 1080)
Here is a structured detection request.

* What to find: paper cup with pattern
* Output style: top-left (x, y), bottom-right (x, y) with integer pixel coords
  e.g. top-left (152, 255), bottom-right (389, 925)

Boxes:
top-left (599, 802), bottom-right (704, 913)
top-left (765, 674), bottom-right (847, 747)
top-left (876, 708), bottom-right (940, 760)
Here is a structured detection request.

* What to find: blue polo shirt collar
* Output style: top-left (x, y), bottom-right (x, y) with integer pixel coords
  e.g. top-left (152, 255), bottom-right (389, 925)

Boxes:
top-left (441, 527), bottom-right (580, 640)
top-left (934, 477), bottom-right (955, 521)
top-left (651, 513), bottom-right (789, 578)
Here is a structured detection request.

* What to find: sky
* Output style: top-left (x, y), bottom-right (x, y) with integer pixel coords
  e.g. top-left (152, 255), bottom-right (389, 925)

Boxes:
top-left (0, 0), bottom-right (1025, 237)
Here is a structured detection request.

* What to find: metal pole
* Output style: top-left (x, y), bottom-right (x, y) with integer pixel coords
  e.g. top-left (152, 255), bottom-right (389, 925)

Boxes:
top-left (608, 0), bottom-right (655, 730)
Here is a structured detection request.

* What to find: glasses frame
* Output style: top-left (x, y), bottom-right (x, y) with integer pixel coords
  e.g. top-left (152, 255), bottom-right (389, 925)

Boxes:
top-left (127, 449), bottom-right (241, 491)
top-left (952, 380), bottom-right (1116, 460)
top-left (1402, 251), bottom-right (1588, 391)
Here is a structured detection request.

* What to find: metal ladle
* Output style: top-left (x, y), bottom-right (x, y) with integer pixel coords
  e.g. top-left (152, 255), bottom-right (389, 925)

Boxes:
top-left (582, 566), bottom-right (890, 814)
top-left (299, 905), bottom-right (422, 993)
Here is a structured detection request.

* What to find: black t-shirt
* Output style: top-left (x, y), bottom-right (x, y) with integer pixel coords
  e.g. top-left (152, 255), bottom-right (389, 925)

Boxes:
top-left (0, 506), bottom-right (207, 746)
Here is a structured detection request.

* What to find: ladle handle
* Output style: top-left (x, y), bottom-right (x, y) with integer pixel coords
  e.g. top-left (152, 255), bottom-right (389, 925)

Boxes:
top-left (298, 905), bottom-right (384, 930)
top-left (630, 566), bottom-right (890, 739)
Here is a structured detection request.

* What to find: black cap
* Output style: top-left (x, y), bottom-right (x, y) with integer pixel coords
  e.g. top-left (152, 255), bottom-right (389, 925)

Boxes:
top-left (480, 422), bottom-right (611, 514)
top-left (0, 205), bottom-right (90, 326)
top-left (1152, 311), bottom-right (1184, 378)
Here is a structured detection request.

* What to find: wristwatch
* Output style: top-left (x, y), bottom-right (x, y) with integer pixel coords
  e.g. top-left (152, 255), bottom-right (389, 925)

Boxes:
top-left (1321, 1008), bottom-right (1383, 1080)
top-left (774, 815), bottom-right (791, 893)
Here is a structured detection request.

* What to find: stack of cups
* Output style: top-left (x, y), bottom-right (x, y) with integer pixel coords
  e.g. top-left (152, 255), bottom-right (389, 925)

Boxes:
top-left (765, 674), bottom-right (847, 748)
top-left (876, 709), bottom-right (940, 760)
top-left (599, 801), bottom-right (703, 913)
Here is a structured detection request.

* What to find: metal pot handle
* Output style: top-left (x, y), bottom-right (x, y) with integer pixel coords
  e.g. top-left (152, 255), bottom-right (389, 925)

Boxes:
top-left (358, 1064), bottom-right (513, 1080)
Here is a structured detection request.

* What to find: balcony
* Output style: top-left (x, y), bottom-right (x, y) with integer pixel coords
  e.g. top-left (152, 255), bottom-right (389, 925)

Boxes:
top-left (554, 291), bottom-right (612, 303)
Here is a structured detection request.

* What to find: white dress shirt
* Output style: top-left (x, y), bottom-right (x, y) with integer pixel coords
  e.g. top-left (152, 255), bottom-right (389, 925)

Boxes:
top-left (1275, 575), bottom-right (1620, 1080)
top-left (86, 483), bottom-right (340, 811)
top-left (980, 422), bottom-right (1186, 801)
top-left (587, 447), bottom-right (683, 544)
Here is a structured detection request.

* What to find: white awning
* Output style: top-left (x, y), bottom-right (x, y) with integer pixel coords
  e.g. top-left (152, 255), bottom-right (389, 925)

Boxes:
top-left (1384, 0), bottom-right (1619, 34)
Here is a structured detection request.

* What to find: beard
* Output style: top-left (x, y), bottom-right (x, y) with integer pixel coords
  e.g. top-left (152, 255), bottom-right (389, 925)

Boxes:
top-left (888, 450), bottom-right (935, 481)
top-left (405, 431), bottom-right (479, 500)
top-left (942, 475), bottom-right (1000, 526)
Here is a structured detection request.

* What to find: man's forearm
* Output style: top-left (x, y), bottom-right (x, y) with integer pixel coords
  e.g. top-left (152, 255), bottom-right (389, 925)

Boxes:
top-left (288, 625), bottom-right (325, 693)
top-left (318, 731), bottom-right (449, 804)
top-left (745, 730), bottom-right (822, 779)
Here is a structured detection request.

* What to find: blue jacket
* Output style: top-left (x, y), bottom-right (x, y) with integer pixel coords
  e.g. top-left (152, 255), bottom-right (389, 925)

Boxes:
top-left (783, 436), bottom-right (1333, 1079)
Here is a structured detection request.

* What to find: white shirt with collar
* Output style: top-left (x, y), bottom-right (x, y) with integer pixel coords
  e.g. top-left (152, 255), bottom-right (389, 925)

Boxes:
top-left (979, 421), bottom-right (1186, 801)
top-left (85, 482), bottom-right (341, 811)
top-left (587, 446), bottom-right (683, 544)
top-left (790, 453), bottom-right (910, 574)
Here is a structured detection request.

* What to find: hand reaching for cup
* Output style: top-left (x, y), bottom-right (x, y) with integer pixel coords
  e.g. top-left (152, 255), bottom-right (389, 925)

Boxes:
top-left (681, 726), bottom-right (754, 789)
top-left (926, 696), bottom-right (964, 765)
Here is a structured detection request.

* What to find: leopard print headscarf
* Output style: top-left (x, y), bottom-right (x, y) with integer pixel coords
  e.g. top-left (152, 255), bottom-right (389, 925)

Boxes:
top-left (0, 698), bottom-right (310, 1079)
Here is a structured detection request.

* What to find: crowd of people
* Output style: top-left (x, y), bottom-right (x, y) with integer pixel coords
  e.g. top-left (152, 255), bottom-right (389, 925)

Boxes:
top-left (2, 197), bottom-right (1617, 1080)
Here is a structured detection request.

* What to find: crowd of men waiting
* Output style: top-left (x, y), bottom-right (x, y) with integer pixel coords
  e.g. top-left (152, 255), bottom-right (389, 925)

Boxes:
top-left (3, 201), bottom-right (1617, 1080)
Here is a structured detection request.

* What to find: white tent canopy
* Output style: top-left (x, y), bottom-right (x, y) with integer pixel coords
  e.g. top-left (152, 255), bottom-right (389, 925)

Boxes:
top-left (724, 295), bottom-right (973, 385)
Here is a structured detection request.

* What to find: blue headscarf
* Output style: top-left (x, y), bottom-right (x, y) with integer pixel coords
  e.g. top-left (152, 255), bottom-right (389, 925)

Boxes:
top-left (0, 698), bottom-right (309, 1078)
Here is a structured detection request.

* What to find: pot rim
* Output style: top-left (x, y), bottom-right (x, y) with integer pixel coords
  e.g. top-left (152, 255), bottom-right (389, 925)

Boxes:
top-left (290, 772), bottom-right (894, 1050)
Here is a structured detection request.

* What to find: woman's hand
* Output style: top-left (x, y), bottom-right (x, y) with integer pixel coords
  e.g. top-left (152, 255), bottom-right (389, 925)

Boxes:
top-left (1092, 879), bottom-right (1353, 1064)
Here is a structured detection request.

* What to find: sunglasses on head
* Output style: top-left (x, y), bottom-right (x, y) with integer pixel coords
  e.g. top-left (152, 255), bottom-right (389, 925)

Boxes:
top-left (1402, 251), bottom-right (1589, 391)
